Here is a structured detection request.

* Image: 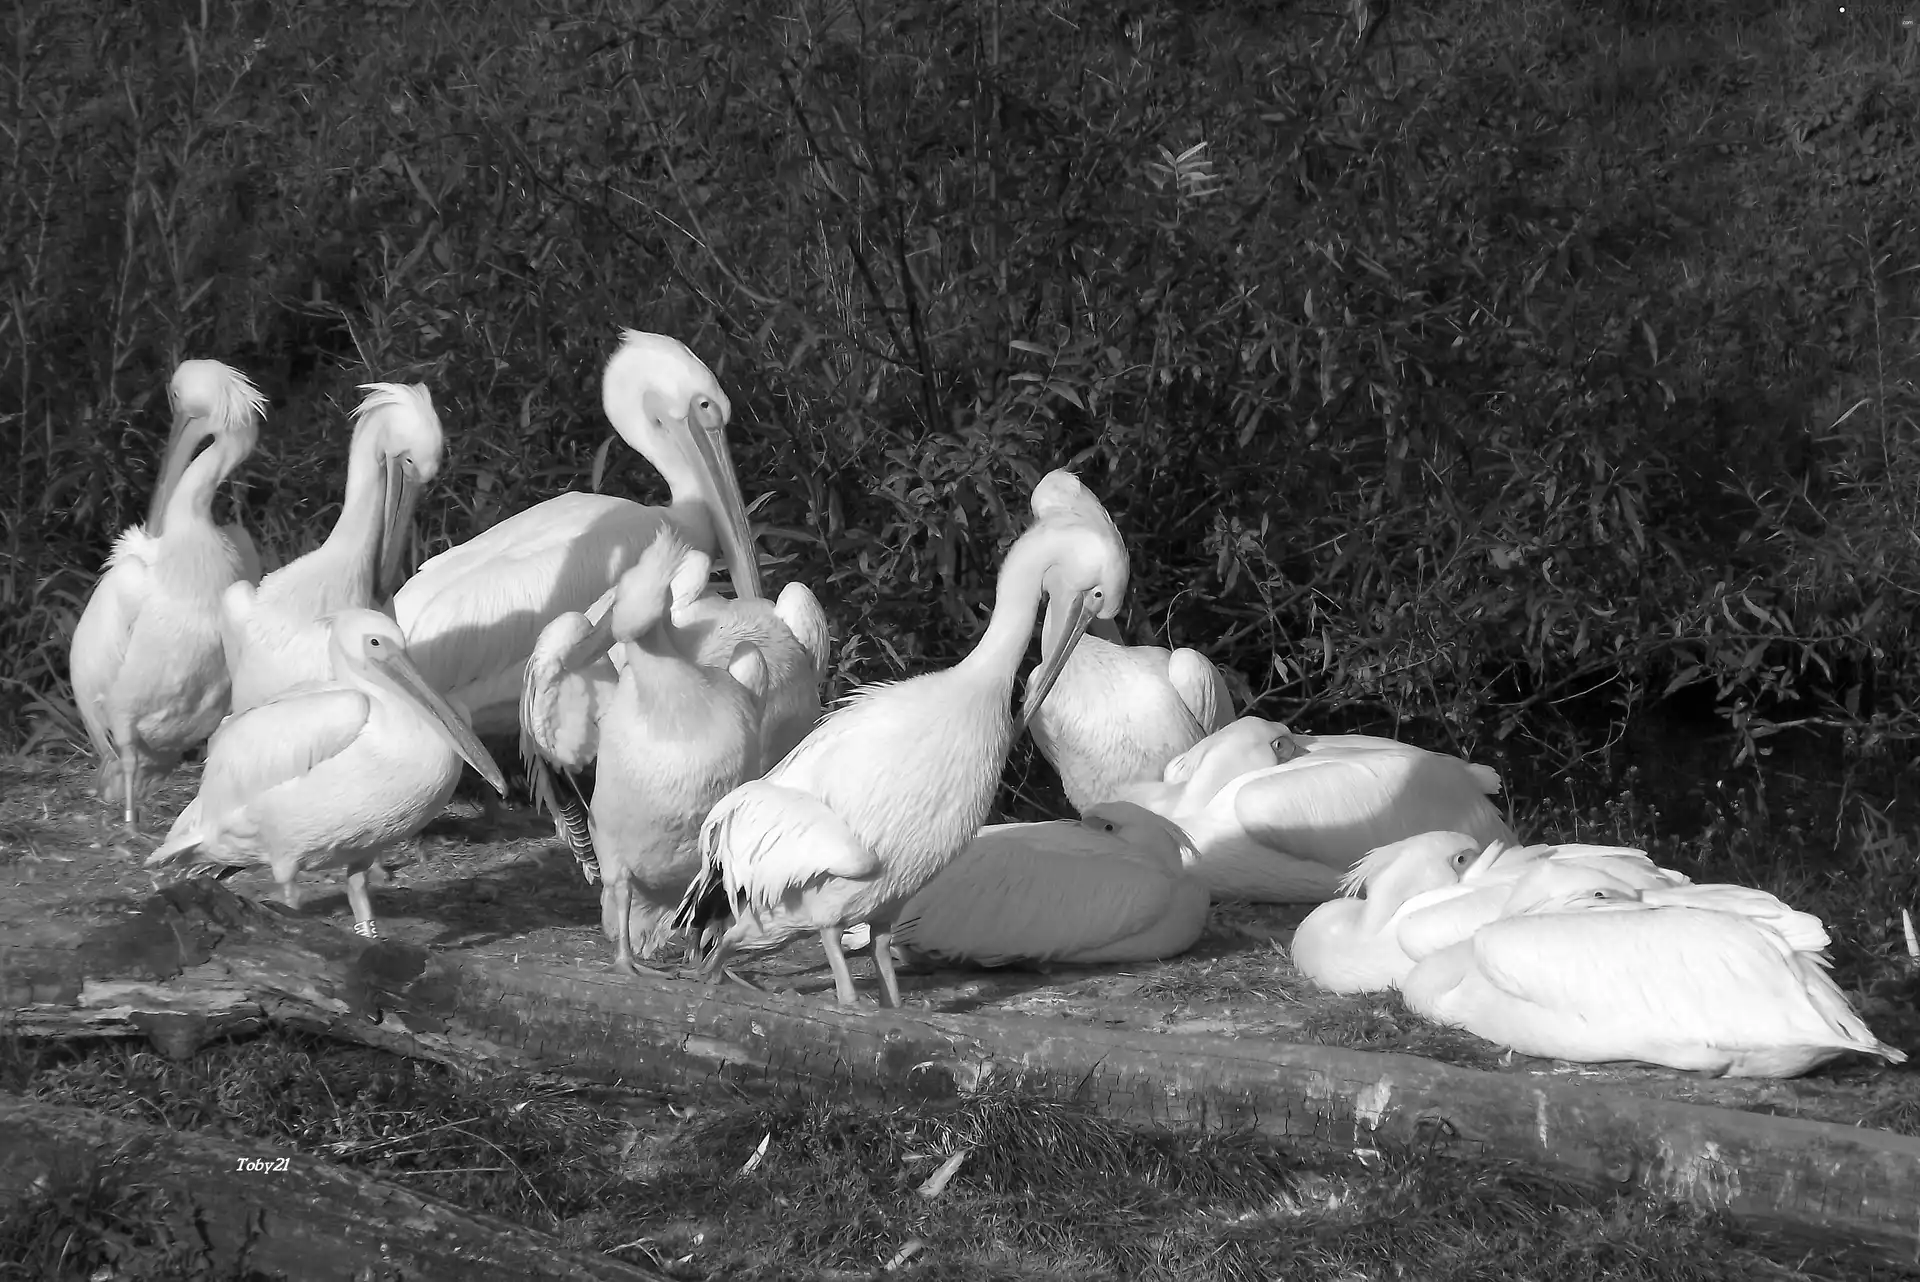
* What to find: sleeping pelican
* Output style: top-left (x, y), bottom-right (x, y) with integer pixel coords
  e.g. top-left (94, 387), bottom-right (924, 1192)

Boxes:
top-left (1401, 883), bottom-right (1906, 1078)
top-left (1115, 728), bottom-right (1515, 902)
top-left (672, 475), bottom-right (1129, 1007)
top-left (874, 801), bottom-right (1210, 969)
top-left (222, 383), bottom-right (443, 713)
top-left (570, 529), bottom-right (768, 972)
top-left (1022, 472), bottom-right (1236, 811)
top-left (394, 331), bottom-right (762, 736)
top-left (1120, 716), bottom-right (1301, 815)
top-left (69, 360), bottom-right (265, 828)
top-left (147, 610), bottom-right (507, 939)
top-left (1288, 830), bottom-right (1491, 995)
top-left (520, 549), bottom-right (829, 882)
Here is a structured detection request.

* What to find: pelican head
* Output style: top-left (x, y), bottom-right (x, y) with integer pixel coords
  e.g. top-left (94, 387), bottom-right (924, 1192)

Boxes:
top-left (149, 360), bottom-right (267, 533)
top-left (1336, 830), bottom-right (1484, 900)
top-left (1164, 716), bottom-right (1297, 787)
top-left (601, 331), bottom-right (761, 603)
top-left (354, 383), bottom-right (444, 600)
top-left (1017, 475), bottom-right (1129, 731)
top-left (1080, 800), bottom-right (1199, 869)
top-left (1500, 863), bottom-right (1645, 917)
top-left (330, 608), bottom-right (507, 796)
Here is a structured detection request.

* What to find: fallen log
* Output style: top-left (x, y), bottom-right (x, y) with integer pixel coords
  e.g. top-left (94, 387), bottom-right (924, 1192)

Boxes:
top-left (0, 1093), bottom-right (671, 1281)
top-left (5, 879), bottom-right (1918, 1269)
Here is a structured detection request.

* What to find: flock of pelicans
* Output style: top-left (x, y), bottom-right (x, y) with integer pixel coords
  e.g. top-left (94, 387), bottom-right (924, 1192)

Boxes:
top-left (66, 333), bottom-right (1907, 1080)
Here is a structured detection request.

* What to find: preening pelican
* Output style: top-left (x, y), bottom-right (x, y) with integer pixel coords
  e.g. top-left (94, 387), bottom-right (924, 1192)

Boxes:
top-left (876, 801), bottom-right (1210, 969)
top-left (69, 360), bottom-right (265, 827)
top-left (1401, 884), bottom-right (1906, 1078)
top-left (222, 383), bottom-right (443, 713)
top-left (395, 331), bottom-right (762, 736)
top-left (1288, 830), bottom-right (1490, 995)
top-left (147, 610), bottom-right (507, 939)
top-left (673, 478), bottom-right (1129, 1007)
top-left (1116, 729), bottom-right (1514, 903)
top-left (1022, 471), bottom-right (1236, 811)
top-left (520, 548), bottom-right (829, 882)
top-left (561, 529), bottom-right (767, 972)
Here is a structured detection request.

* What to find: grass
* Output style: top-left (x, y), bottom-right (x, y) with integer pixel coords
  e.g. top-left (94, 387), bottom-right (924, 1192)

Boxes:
top-left (2, 1029), bottom-right (1911, 1282)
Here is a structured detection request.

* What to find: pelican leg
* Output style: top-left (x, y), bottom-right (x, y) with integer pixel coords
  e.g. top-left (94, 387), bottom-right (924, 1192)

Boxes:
top-left (868, 922), bottom-right (904, 1009)
top-left (345, 870), bottom-right (381, 940)
top-left (817, 926), bottom-right (864, 1007)
top-left (608, 876), bottom-right (640, 973)
top-left (278, 876), bottom-right (303, 912)
top-left (121, 752), bottom-right (138, 833)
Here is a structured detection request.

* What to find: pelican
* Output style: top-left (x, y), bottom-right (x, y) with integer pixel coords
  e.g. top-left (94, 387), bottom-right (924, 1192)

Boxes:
top-left (872, 801), bottom-right (1210, 969)
top-left (672, 477), bottom-right (1129, 1007)
top-left (147, 610), bottom-right (507, 939)
top-left (69, 360), bottom-right (265, 828)
top-left (1114, 728), bottom-right (1515, 903)
top-left (222, 383), bottom-right (443, 713)
top-left (1401, 883), bottom-right (1907, 1078)
top-left (520, 548), bottom-right (829, 882)
top-left (564, 529), bottom-right (768, 972)
top-left (1119, 716), bottom-right (1301, 815)
top-left (1022, 471), bottom-right (1236, 811)
top-left (1288, 830), bottom-right (1490, 995)
top-left (394, 331), bottom-right (762, 737)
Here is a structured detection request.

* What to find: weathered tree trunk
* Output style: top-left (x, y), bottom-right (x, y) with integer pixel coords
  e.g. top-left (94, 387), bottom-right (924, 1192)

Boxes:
top-left (0, 1094), bottom-right (671, 1281)
top-left (6, 880), bottom-right (1919, 1269)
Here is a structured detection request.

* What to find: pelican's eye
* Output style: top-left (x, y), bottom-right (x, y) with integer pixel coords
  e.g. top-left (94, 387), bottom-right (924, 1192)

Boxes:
top-left (368, 636), bottom-right (384, 648)
top-left (1450, 849), bottom-right (1473, 870)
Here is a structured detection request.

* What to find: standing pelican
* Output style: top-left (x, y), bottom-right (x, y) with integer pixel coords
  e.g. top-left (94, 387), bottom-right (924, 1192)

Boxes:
top-left (554, 529), bottom-right (767, 971)
top-left (874, 801), bottom-right (1211, 969)
top-left (520, 550), bottom-right (829, 882)
top-left (1115, 729), bottom-right (1515, 903)
top-left (147, 610), bottom-right (507, 939)
top-left (1023, 472), bottom-right (1236, 811)
top-left (394, 331), bottom-right (762, 736)
top-left (222, 383), bottom-right (444, 713)
top-left (672, 478), bottom-right (1129, 1007)
top-left (1401, 884), bottom-right (1906, 1078)
top-left (69, 360), bottom-right (266, 828)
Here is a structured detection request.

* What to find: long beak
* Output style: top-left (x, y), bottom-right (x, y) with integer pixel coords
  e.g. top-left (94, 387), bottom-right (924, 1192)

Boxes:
top-left (1462, 838), bottom-right (1509, 881)
top-left (374, 648), bottom-right (509, 796)
top-left (377, 456), bottom-right (422, 602)
top-left (1018, 588), bottom-right (1098, 734)
top-left (680, 394), bottom-right (763, 602)
top-left (560, 608), bottom-right (618, 674)
top-left (146, 407), bottom-right (214, 533)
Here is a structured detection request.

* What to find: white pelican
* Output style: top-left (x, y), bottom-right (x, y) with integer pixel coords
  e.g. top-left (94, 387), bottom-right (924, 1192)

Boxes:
top-left (1022, 472), bottom-right (1236, 811)
top-left (1288, 830), bottom-right (1490, 995)
top-left (1115, 728), bottom-right (1515, 903)
top-left (573, 529), bottom-right (767, 972)
top-left (1119, 715), bottom-right (1301, 815)
top-left (69, 360), bottom-right (266, 828)
top-left (520, 547), bottom-right (829, 882)
top-left (672, 478), bottom-right (1129, 1007)
top-left (1401, 883), bottom-right (1907, 1078)
top-left (147, 610), bottom-right (507, 939)
top-left (876, 801), bottom-right (1210, 969)
top-left (394, 331), bottom-right (762, 736)
top-left (222, 383), bottom-right (444, 713)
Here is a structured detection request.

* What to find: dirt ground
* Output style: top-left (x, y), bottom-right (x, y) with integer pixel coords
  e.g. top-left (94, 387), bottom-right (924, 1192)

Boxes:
top-left (4, 753), bottom-right (1915, 1136)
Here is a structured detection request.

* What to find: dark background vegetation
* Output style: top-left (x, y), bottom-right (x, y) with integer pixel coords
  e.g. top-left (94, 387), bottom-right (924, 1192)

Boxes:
top-left (5, 0), bottom-right (1920, 770)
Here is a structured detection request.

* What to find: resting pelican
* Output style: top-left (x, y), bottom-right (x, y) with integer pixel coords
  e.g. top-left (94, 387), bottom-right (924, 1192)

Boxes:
top-left (222, 383), bottom-right (443, 713)
top-left (520, 549), bottom-right (829, 882)
top-left (1119, 716), bottom-right (1301, 815)
top-left (394, 331), bottom-right (761, 736)
top-left (1022, 472), bottom-right (1236, 811)
top-left (571, 530), bottom-right (767, 971)
top-left (69, 360), bottom-right (265, 828)
top-left (1288, 830), bottom-right (1490, 995)
top-left (147, 610), bottom-right (507, 939)
top-left (672, 477), bottom-right (1129, 1007)
top-left (874, 801), bottom-right (1210, 969)
top-left (1402, 883), bottom-right (1907, 1078)
top-left (1115, 728), bottom-right (1515, 902)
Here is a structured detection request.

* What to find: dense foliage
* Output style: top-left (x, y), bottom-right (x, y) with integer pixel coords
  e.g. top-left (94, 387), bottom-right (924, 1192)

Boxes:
top-left (4, 0), bottom-right (1918, 767)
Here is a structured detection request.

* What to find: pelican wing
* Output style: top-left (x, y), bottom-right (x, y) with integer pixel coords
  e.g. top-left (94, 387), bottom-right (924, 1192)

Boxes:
top-left (1645, 883), bottom-right (1832, 954)
top-left (69, 534), bottom-right (155, 760)
top-left (148, 687), bottom-right (371, 865)
top-left (700, 780), bottom-right (880, 913)
top-left (893, 821), bottom-right (1185, 966)
top-left (394, 493), bottom-right (669, 699)
top-left (1228, 751), bottom-right (1513, 868)
top-left (1166, 648), bottom-right (1233, 735)
top-left (775, 581), bottom-right (832, 684)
